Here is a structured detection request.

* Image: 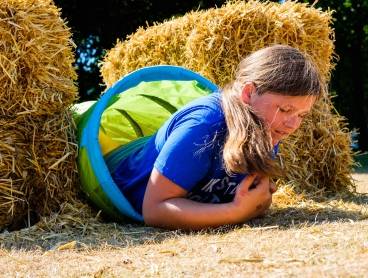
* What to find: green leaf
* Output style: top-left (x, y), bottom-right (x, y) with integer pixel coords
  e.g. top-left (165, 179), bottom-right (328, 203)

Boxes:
top-left (343, 0), bottom-right (352, 8)
top-left (364, 25), bottom-right (368, 35)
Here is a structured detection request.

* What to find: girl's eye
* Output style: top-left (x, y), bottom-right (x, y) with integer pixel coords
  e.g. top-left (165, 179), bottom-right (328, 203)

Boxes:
top-left (279, 107), bottom-right (291, 113)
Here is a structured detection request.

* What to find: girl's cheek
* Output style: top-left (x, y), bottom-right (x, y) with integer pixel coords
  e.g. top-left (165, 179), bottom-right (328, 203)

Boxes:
top-left (269, 113), bottom-right (283, 128)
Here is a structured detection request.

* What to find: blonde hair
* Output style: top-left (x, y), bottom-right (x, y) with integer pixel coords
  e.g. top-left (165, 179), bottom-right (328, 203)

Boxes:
top-left (221, 45), bottom-right (324, 177)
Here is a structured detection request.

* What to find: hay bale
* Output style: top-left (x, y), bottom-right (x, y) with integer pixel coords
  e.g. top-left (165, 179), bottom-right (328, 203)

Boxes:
top-left (0, 0), bottom-right (77, 116)
top-left (0, 113), bottom-right (78, 230)
top-left (102, 13), bottom-right (203, 87)
top-left (22, 112), bottom-right (78, 216)
top-left (278, 98), bottom-right (355, 193)
top-left (0, 0), bottom-right (79, 229)
top-left (101, 0), bottom-right (355, 194)
top-left (183, 1), bottom-right (333, 86)
top-left (0, 118), bottom-right (29, 228)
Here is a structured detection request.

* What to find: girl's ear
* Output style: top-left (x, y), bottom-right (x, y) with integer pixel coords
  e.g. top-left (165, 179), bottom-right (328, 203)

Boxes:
top-left (241, 82), bottom-right (256, 104)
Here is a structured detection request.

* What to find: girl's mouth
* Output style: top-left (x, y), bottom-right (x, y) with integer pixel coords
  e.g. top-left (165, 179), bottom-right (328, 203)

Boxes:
top-left (274, 130), bottom-right (288, 136)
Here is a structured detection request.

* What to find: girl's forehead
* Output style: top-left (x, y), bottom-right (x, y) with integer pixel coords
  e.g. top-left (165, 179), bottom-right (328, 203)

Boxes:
top-left (260, 92), bottom-right (316, 109)
top-left (264, 92), bottom-right (315, 102)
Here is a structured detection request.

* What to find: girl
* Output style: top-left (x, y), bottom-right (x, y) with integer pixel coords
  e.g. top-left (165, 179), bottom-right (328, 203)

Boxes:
top-left (111, 45), bottom-right (323, 230)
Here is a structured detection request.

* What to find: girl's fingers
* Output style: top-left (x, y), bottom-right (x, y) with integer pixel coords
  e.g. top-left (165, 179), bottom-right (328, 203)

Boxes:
top-left (241, 174), bottom-right (257, 189)
top-left (237, 174), bottom-right (257, 196)
top-left (250, 176), bottom-right (269, 193)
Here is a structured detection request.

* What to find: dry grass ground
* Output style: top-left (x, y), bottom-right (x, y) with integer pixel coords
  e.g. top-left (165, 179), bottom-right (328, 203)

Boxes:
top-left (0, 158), bottom-right (367, 278)
top-left (1, 219), bottom-right (368, 278)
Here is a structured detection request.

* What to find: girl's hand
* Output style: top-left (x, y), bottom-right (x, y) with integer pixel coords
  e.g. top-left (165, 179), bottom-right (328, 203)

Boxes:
top-left (232, 174), bottom-right (275, 221)
top-left (143, 169), bottom-right (273, 230)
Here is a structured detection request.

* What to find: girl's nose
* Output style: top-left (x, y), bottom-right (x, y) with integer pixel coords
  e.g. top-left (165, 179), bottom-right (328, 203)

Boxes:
top-left (284, 115), bottom-right (301, 130)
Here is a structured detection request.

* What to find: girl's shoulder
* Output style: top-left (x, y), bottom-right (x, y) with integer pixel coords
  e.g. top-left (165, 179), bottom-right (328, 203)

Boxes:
top-left (173, 92), bottom-right (224, 126)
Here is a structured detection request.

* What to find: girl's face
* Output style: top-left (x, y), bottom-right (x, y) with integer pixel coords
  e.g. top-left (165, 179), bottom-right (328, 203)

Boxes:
top-left (242, 83), bottom-right (316, 145)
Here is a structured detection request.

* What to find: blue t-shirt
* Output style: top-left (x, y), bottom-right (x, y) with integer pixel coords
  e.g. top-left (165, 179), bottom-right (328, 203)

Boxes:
top-left (112, 93), bottom-right (246, 214)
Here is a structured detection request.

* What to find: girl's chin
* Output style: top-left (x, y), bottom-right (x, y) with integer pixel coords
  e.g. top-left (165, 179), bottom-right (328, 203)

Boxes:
top-left (272, 138), bottom-right (280, 145)
top-left (271, 132), bottom-right (284, 145)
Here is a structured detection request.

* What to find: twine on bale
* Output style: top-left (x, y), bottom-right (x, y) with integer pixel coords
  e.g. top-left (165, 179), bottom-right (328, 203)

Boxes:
top-left (101, 0), bottom-right (356, 196)
top-left (0, 0), bottom-right (79, 230)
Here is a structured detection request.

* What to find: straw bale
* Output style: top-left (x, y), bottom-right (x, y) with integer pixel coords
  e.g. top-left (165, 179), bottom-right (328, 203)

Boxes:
top-left (0, 117), bottom-right (29, 228)
top-left (0, 0), bottom-right (79, 230)
top-left (0, 112), bottom-right (78, 229)
top-left (0, 0), bottom-right (77, 116)
top-left (100, 0), bottom-right (355, 194)
top-left (183, 0), bottom-right (334, 86)
top-left (101, 13), bottom-right (204, 87)
top-left (22, 112), bottom-right (79, 216)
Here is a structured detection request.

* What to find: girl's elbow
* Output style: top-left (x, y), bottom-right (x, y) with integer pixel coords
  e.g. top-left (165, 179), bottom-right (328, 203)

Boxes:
top-left (142, 211), bottom-right (156, 226)
top-left (142, 202), bottom-right (161, 227)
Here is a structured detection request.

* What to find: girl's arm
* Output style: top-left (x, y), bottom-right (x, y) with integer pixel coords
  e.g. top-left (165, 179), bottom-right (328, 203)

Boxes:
top-left (142, 169), bottom-right (274, 230)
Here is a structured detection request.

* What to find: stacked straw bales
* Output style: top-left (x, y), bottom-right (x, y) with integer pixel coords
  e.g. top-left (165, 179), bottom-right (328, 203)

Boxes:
top-left (0, 0), bottom-right (78, 229)
top-left (101, 1), bottom-right (355, 194)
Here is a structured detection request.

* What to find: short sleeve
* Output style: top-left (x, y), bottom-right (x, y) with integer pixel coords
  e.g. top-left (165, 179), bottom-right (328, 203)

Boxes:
top-left (154, 118), bottom-right (214, 192)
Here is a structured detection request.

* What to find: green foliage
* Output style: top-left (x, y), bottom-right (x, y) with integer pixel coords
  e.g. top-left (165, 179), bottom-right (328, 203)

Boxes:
top-left (343, 0), bottom-right (352, 8)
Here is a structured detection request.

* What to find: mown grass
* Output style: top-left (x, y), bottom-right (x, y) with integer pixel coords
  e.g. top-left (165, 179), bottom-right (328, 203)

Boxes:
top-left (1, 174), bottom-right (367, 277)
top-left (1, 153), bottom-right (367, 277)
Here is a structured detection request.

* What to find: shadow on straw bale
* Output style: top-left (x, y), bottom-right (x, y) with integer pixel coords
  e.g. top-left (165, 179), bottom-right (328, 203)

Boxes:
top-left (0, 0), bottom-right (79, 230)
top-left (101, 0), bottom-right (355, 196)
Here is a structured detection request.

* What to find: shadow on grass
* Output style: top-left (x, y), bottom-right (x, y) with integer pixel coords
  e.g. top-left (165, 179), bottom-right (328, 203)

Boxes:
top-left (1, 193), bottom-right (367, 251)
top-left (191, 193), bottom-right (368, 235)
top-left (250, 204), bottom-right (366, 229)
top-left (2, 155), bottom-right (366, 251)
top-left (245, 191), bottom-right (368, 228)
